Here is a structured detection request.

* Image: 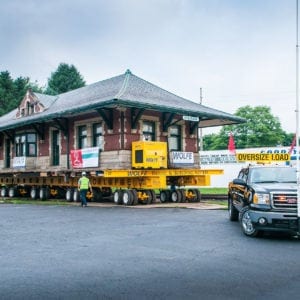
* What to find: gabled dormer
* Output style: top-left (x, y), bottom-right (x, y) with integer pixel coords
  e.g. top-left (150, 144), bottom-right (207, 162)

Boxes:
top-left (16, 89), bottom-right (45, 118)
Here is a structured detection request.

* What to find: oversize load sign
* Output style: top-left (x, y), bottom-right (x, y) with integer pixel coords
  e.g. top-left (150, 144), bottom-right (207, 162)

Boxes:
top-left (70, 147), bottom-right (99, 168)
top-left (236, 153), bottom-right (290, 162)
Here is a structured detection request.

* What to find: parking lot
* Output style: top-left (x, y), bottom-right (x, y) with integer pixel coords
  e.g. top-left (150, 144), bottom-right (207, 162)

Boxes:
top-left (1, 204), bottom-right (300, 300)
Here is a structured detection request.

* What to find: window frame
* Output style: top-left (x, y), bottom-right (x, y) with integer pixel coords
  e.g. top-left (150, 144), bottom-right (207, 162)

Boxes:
top-left (168, 125), bottom-right (182, 151)
top-left (78, 125), bottom-right (87, 149)
top-left (142, 121), bottom-right (155, 141)
top-left (15, 133), bottom-right (37, 157)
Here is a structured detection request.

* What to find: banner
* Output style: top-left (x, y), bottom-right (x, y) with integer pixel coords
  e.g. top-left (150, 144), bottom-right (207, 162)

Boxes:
top-left (70, 147), bottom-right (99, 168)
top-left (171, 151), bottom-right (194, 164)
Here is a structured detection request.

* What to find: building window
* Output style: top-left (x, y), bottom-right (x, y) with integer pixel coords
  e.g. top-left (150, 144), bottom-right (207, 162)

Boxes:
top-left (5, 139), bottom-right (11, 168)
top-left (142, 121), bottom-right (155, 141)
top-left (78, 125), bottom-right (87, 149)
top-left (15, 133), bottom-right (37, 157)
top-left (93, 123), bottom-right (103, 149)
top-left (168, 125), bottom-right (181, 151)
top-left (52, 130), bottom-right (60, 166)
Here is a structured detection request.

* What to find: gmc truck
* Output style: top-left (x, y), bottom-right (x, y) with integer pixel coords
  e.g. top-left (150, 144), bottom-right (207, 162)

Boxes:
top-left (228, 165), bottom-right (299, 237)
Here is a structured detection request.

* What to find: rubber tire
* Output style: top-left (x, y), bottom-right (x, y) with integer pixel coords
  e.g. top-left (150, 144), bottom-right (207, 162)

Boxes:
top-left (73, 189), bottom-right (80, 202)
top-left (123, 190), bottom-right (133, 206)
top-left (0, 187), bottom-right (7, 197)
top-left (160, 190), bottom-right (170, 203)
top-left (65, 188), bottom-right (74, 202)
top-left (8, 187), bottom-right (17, 198)
top-left (113, 190), bottom-right (123, 205)
top-left (149, 190), bottom-right (156, 204)
top-left (239, 207), bottom-right (259, 237)
top-left (179, 189), bottom-right (186, 203)
top-left (228, 198), bottom-right (239, 221)
top-left (30, 187), bottom-right (39, 199)
top-left (171, 190), bottom-right (182, 203)
top-left (39, 187), bottom-right (50, 200)
top-left (131, 189), bottom-right (138, 205)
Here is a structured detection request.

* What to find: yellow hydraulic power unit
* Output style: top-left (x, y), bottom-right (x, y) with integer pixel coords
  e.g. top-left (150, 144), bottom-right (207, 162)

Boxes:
top-left (132, 141), bottom-right (167, 169)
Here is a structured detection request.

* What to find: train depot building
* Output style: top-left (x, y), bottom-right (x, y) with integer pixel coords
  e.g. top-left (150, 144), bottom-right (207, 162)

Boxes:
top-left (0, 70), bottom-right (244, 204)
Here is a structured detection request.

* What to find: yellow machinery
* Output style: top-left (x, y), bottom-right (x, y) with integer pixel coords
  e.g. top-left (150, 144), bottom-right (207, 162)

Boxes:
top-left (132, 141), bottom-right (167, 169)
top-left (0, 141), bottom-right (223, 205)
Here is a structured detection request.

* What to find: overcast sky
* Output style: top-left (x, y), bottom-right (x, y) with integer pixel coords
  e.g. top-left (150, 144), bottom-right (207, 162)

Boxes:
top-left (0, 0), bottom-right (297, 134)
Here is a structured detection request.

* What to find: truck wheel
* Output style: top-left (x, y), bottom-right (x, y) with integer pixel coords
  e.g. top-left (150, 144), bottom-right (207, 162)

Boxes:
top-left (123, 190), bottom-right (133, 206)
top-left (160, 190), bottom-right (170, 203)
top-left (131, 189), bottom-right (138, 205)
top-left (39, 187), bottom-right (50, 200)
top-left (0, 187), bottom-right (7, 197)
top-left (8, 187), bottom-right (17, 198)
top-left (30, 187), bottom-right (39, 199)
top-left (113, 190), bottom-right (123, 205)
top-left (193, 189), bottom-right (201, 202)
top-left (65, 188), bottom-right (74, 202)
top-left (228, 198), bottom-right (239, 221)
top-left (240, 207), bottom-right (259, 237)
top-left (171, 190), bottom-right (182, 203)
top-left (73, 189), bottom-right (80, 202)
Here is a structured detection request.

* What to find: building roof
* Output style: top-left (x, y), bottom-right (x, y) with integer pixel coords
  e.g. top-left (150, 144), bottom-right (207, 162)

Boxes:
top-left (0, 70), bottom-right (245, 131)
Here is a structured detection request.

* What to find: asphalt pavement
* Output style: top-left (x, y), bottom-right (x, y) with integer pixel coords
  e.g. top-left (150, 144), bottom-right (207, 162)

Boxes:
top-left (0, 204), bottom-right (300, 300)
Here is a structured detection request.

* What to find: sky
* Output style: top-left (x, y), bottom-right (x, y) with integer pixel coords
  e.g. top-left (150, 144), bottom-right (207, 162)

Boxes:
top-left (0, 0), bottom-right (298, 134)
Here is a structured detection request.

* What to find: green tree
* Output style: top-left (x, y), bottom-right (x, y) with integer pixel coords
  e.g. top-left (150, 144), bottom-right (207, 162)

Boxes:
top-left (0, 71), bottom-right (43, 116)
top-left (46, 63), bottom-right (85, 95)
top-left (203, 105), bottom-right (287, 150)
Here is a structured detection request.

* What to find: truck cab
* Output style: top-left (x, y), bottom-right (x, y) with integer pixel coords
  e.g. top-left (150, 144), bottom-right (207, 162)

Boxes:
top-left (228, 165), bottom-right (299, 237)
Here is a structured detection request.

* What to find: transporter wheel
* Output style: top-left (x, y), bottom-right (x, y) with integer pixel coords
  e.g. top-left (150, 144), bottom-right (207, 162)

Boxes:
top-left (113, 190), bottom-right (123, 205)
top-left (8, 187), bottom-right (17, 198)
top-left (39, 187), bottom-right (50, 200)
top-left (131, 189), bottom-right (138, 205)
top-left (30, 187), bottom-right (39, 199)
top-left (171, 190), bottom-right (182, 203)
top-left (160, 190), bottom-right (171, 203)
top-left (228, 197), bottom-right (239, 221)
top-left (194, 189), bottom-right (201, 202)
top-left (65, 188), bottom-right (74, 202)
top-left (150, 189), bottom-right (156, 203)
top-left (240, 207), bottom-right (259, 237)
top-left (73, 189), bottom-right (80, 202)
top-left (123, 190), bottom-right (134, 206)
top-left (0, 187), bottom-right (7, 197)
top-left (179, 189), bottom-right (186, 203)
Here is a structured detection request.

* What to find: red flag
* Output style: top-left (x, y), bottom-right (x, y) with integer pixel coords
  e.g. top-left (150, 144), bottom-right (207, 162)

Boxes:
top-left (228, 132), bottom-right (236, 155)
top-left (289, 134), bottom-right (296, 154)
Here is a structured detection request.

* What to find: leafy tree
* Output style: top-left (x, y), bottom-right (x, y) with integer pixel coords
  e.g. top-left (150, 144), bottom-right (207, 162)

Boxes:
top-left (0, 71), bottom-right (43, 116)
top-left (45, 63), bottom-right (85, 95)
top-left (203, 105), bottom-right (287, 150)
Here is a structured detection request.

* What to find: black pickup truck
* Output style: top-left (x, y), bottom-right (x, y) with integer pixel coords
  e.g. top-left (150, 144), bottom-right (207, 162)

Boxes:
top-left (228, 165), bottom-right (299, 237)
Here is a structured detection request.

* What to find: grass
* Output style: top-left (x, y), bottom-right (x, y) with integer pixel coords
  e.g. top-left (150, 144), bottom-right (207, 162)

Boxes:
top-left (199, 187), bottom-right (227, 194)
top-left (0, 198), bottom-right (70, 205)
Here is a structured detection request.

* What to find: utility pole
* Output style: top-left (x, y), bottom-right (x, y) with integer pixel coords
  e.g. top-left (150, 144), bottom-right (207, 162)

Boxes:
top-left (199, 88), bottom-right (203, 151)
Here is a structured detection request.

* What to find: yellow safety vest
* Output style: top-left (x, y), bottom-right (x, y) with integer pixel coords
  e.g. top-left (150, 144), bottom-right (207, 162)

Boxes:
top-left (79, 177), bottom-right (89, 189)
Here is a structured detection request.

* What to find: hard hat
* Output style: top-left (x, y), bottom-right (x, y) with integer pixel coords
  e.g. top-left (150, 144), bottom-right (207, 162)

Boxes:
top-left (82, 171), bottom-right (86, 176)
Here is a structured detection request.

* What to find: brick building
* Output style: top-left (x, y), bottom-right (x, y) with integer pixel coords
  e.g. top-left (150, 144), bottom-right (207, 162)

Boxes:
top-left (0, 70), bottom-right (244, 175)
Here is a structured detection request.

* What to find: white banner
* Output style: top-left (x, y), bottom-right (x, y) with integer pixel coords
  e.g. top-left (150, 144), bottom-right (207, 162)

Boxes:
top-left (171, 152), bottom-right (194, 164)
top-left (13, 156), bottom-right (26, 168)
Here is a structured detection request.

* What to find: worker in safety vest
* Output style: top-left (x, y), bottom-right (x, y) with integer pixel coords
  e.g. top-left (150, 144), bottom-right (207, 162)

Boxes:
top-left (78, 171), bottom-right (92, 207)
